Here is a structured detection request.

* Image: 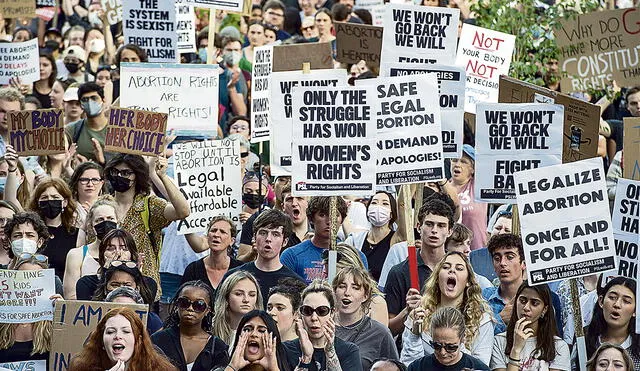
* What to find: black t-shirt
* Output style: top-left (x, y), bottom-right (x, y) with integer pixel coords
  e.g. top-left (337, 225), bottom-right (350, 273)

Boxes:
top-left (283, 337), bottom-right (363, 371)
top-left (239, 212), bottom-right (259, 246)
top-left (361, 230), bottom-right (395, 282)
top-left (181, 257), bottom-right (243, 292)
top-left (384, 254), bottom-right (432, 315)
top-left (42, 225), bottom-right (79, 279)
top-left (0, 340), bottom-right (48, 367)
top-left (151, 327), bottom-right (229, 371)
top-left (76, 274), bottom-right (158, 301)
top-left (408, 353), bottom-right (490, 371)
top-left (220, 262), bottom-right (305, 304)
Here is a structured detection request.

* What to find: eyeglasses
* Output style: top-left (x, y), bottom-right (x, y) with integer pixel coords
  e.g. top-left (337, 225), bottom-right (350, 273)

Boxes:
top-left (299, 305), bottom-right (331, 317)
top-left (109, 169), bottom-right (135, 178)
top-left (240, 152), bottom-right (249, 158)
top-left (176, 297), bottom-right (208, 313)
top-left (429, 341), bottom-right (459, 353)
top-left (109, 260), bottom-right (137, 269)
top-left (79, 177), bottom-right (103, 185)
top-left (302, 26), bottom-right (315, 31)
top-left (0, 217), bottom-right (11, 226)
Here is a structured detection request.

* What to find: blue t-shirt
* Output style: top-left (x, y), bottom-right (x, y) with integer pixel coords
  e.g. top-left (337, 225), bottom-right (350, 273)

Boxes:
top-left (280, 239), bottom-right (368, 284)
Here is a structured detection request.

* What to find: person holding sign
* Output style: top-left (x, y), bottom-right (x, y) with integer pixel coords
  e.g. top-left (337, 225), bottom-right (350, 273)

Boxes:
top-left (68, 307), bottom-right (177, 371)
top-left (104, 153), bottom-right (190, 299)
top-left (65, 82), bottom-right (109, 163)
top-left (490, 282), bottom-right (570, 371)
top-left (152, 280), bottom-right (230, 371)
top-left (282, 280), bottom-right (363, 371)
top-left (584, 277), bottom-right (640, 370)
top-left (402, 251), bottom-right (494, 367)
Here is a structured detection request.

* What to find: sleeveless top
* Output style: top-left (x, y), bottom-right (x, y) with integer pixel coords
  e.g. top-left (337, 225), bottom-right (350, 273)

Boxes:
top-left (80, 244), bottom-right (100, 276)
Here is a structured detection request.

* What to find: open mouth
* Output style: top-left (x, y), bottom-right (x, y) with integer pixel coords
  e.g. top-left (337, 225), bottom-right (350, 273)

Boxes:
top-left (247, 341), bottom-right (261, 355)
top-left (446, 277), bottom-right (457, 291)
top-left (341, 299), bottom-right (352, 306)
top-left (292, 209), bottom-right (301, 218)
top-left (309, 326), bottom-right (322, 333)
top-left (610, 311), bottom-right (621, 320)
top-left (112, 344), bottom-right (125, 355)
top-left (453, 168), bottom-right (462, 176)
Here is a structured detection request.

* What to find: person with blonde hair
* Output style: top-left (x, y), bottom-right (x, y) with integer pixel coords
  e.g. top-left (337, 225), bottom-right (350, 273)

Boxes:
top-left (402, 251), bottom-right (494, 366)
top-left (586, 343), bottom-right (634, 371)
top-left (333, 266), bottom-right (398, 370)
top-left (282, 279), bottom-right (362, 370)
top-left (211, 270), bottom-right (263, 346)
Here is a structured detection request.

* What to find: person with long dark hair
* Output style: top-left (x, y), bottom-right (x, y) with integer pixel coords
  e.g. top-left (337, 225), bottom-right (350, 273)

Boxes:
top-left (227, 310), bottom-right (291, 371)
top-left (152, 280), bottom-right (229, 371)
top-left (585, 277), bottom-right (639, 369)
top-left (31, 52), bottom-right (57, 108)
top-left (490, 282), bottom-right (570, 371)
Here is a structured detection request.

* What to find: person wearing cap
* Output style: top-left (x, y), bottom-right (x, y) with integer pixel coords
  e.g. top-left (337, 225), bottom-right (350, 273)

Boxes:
top-left (62, 84), bottom-right (83, 124)
top-left (447, 144), bottom-right (487, 251)
top-left (62, 45), bottom-right (93, 84)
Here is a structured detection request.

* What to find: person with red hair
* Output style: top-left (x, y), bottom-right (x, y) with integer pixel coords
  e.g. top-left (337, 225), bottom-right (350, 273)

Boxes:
top-left (69, 307), bottom-right (176, 371)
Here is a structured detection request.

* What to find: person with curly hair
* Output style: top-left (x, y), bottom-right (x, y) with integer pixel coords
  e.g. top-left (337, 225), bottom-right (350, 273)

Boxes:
top-left (69, 307), bottom-right (177, 371)
top-left (402, 251), bottom-right (494, 366)
top-left (152, 280), bottom-right (230, 371)
top-left (267, 278), bottom-right (307, 342)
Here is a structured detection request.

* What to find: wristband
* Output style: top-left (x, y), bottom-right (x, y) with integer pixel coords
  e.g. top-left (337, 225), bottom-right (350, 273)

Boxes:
top-left (225, 365), bottom-right (237, 371)
top-left (509, 356), bottom-right (520, 362)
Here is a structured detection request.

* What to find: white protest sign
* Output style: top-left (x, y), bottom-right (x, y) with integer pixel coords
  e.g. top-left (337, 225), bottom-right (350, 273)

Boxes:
top-left (0, 38), bottom-right (40, 85)
top-left (382, 62), bottom-right (465, 158)
top-left (610, 179), bottom-right (640, 280)
top-left (291, 86), bottom-right (377, 196)
top-left (358, 74), bottom-right (444, 184)
top-left (250, 45), bottom-right (273, 143)
top-left (101, 0), bottom-right (122, 25)
top-left (354, 0), bottom-right (384, 26)
top-left (120, 63), bottom-right (219, 136)
top-left (0, 269), bottom-right (55, 323)
top-left (381, 4), bottom-right (459, 66)
top-left (0, 360), bottom-right (46, 371)
top-left (515, 158), bottom-right (616, 285)
top-left (176, 0), bottom-right (196, 54)
top-left (475, 103), bottom-right (564, 203)
top-left (186, 0), bottom-right (244, 12)
top-left (270, 70), bottom-right (348, 176)
top-left (173, 139), bottom-right (242, 234)
top-left (123, 0), bottom-right (177, 63)
top-left (455, 24), bottom-right (515, 113)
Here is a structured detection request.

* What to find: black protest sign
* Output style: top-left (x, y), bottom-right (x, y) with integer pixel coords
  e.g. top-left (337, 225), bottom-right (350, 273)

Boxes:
top-left (515, 158), bottom-right (616, 285)
top-left (335, 22), bottom-right (382, 67)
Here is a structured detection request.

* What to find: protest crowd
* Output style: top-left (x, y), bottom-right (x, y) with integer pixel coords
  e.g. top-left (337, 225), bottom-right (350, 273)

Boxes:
top-left (0, 0), bottom-right (639, 370)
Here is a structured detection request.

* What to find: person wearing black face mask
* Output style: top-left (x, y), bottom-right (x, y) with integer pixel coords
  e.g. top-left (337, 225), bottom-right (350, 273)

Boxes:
top-left (27, 179), bottom-right (81, 280)
top-left (103, 153), bottom-right (190, 302)
top-left (63, 196), bottom-right (119, 299)
top-left (240, 173), bottom-right (268, 225)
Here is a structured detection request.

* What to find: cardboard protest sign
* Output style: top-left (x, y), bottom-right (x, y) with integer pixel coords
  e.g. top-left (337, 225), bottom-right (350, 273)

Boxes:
top-left (50, 300), bottom-right (148, 371)
top-left (250, 45), bottom-right (273, 143)
top-left (0, 0), bottom-right (36, 18)
top-left (555, 8), bottom-right (640, 92)
top-left (475, 103), bottom-right (564, 203)
top-left (455, 24), bottom-right (515, 114)
top-left (8, 109), bottom-right (65, 156)
top-left (515, 158), bottom-right (616, 285)
top-left (382, 62), bottom-right (466, 158)
top-left (358, 74), bottom-right (444, 184)
top-left (291, 86), bottom-right (377, 196)
top-left (0, 38), bottom-right (39, 85)
top-left (101, 0), bottom-right (122, 25)
top-left (0, 360), bottom-right (46, 371)
top-left (381, 4), bottom-right (459, 65)
top-left (623, 117), bottom-right (640, 180)
top-left (272, 43), bottom-right (334, 72)
top-left (335, 23), bottom-right (383, 67)
top-left (609, 179), bottom-right (640, 280)
top-left (120, 63), bottom-right (218, 136)
top-left (186, 0), bottom-right (244, 13)
top-left (270, 69), bottom-right (348, 176)
top-left (105, 108), bottom-right (167, 156)
top-left (498, 75), bottom-right (599, 163)
top-left (0, 269), bottom-right (55, 323)
top-left (123, 0), bottom-right (177, 63)
top-left (173, 139), bottom-right (242, 234)
top-left (176, 0), bottom-right (196, 54)
top-left (354, 0), bottom-right (384, 26)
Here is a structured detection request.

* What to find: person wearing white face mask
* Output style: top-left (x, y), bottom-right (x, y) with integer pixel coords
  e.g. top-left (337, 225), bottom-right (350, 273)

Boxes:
top-left (4, 211), bottom-right (48, 261)
top-left (344, 191), bottom-right (397, 282)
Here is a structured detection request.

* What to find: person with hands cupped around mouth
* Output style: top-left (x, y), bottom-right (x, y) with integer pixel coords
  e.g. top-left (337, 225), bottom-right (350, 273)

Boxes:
top-left (223, 310), bottom-right (291, 371)
top-left (282, 280), bottom-right (363, 371)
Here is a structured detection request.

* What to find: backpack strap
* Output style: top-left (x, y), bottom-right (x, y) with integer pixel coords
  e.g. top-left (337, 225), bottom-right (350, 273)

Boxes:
top-left (82, 244), bottom-right (89, 259)
top-left (72, 119), bottom-right (86, 143)
top-left (140, 195), bottom-right (160, 255)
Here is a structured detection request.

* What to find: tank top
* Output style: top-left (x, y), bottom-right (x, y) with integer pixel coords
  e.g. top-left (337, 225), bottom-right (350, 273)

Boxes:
top-left (80, 244), bottom-right (100, 277)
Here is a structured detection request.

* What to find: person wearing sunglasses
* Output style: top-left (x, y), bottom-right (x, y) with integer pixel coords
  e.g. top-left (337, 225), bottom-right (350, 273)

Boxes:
top-left (402, 251), bottom-right (494, 367)
top-left (282, 280), bottom-right (362, 371)
top-left (490, 282), bottom-right (570, 371)
top-left (333, 266), bottom-right (398, 370)
top-left (103, 153), bottom-right (190, 302)
top-left (152, 280), bottom-right (230, 371)
top-left (212, 270), bottom-right (264, 345)
top-left (407, 307), bottom-right (489, 371)
top-left (227, 310), bottom-right (291, 371)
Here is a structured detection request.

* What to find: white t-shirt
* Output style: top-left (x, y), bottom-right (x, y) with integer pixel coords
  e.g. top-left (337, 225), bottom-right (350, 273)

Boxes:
top-left (491, 332), bottom-right (570, 371)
